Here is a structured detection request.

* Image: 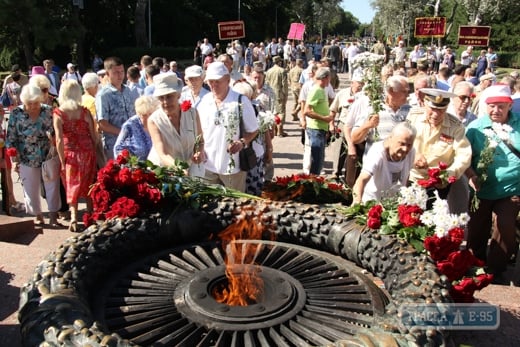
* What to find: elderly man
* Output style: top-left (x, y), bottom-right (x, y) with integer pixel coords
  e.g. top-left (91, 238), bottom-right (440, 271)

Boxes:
top-left (196, 62), bottom-right (258, 192)
top-left (352, 121), bottom-right (416, 204)
top-left (329, 71), bottom-right (364, 182)
top-left (351, 75), bottom-right (412, 159)
top-left (472, 73), bottom-right (495, 117)
top-left (265, 55), bottom-right (288, 137)
top-left (465, 84), bottom-right (520, 280)
top-left (303, 67), bottom-right (335, 174)
top-left (408, 88), bottom-right (472, 203)
top-left (180, 65), bottom-right (209, 107)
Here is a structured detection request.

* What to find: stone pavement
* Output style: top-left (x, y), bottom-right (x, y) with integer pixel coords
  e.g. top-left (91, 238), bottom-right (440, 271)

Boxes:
top-left (1, 72), bottom-right (519, 346)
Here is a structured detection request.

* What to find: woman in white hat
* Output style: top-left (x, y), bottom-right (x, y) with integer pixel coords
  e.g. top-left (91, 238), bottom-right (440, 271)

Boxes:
top-left (147, 73), bottom-right (205, 175)
top-left (465, 84), bottom-right (520, 280)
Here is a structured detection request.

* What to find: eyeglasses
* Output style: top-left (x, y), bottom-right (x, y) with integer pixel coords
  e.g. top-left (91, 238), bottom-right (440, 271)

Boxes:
top-left (458, 95), bottom-right (471, 102)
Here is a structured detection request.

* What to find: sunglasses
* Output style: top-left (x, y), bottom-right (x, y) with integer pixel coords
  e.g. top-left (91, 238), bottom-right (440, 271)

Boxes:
top-left (458, 95), bottom-right (471, 102)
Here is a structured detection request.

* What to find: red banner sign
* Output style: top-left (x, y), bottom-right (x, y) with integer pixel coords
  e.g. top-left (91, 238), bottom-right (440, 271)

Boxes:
top-left (458, 26), bottom-right (491, 47)
top-left (287, 23), bottom-right (306, 41)
top-left (414, 17), bottom-right (446, 38)
top-left (218, 21), bottom-right (245, 40)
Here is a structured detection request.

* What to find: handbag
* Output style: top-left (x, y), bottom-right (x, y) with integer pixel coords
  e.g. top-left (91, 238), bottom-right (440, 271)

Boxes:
top-left (1, 87), bottom-right (11, 108)
top-left (42, 146), bottom-right (61, 182)
top-left (237, 94), bottom-right (257, 172)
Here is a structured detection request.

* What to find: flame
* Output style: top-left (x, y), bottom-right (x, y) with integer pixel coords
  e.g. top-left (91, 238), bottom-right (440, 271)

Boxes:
top-left (213, 209), bottom-right (271, 306)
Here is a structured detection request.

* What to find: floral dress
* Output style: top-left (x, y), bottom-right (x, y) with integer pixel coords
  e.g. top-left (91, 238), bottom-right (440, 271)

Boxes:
top-left (53, 107), bottom-right (96, 204)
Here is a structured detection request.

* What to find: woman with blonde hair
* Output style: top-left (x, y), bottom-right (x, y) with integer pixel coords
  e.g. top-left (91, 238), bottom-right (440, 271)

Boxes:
top-left (29, 74), bottom-right (58, 107)
top-left (114, 95), bottom-right (159, 160)
top-left (53, 80), bottom-right (97, 232)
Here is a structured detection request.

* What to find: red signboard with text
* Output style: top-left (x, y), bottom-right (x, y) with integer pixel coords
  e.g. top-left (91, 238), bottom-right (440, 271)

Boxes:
top-left (414, 17), bottom-right (446, 38)
top-left (458, 26), bottom-right (491, 47)
top-left (218, 21), bottom-right (245, 40)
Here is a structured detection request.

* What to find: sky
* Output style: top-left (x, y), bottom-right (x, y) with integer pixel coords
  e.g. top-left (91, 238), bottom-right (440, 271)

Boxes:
top-left (341, 1), bottom-right (376, 24)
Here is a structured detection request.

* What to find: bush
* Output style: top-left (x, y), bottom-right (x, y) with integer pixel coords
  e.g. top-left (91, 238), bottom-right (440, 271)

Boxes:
top-left (107, 46), bottom-right (194, 66)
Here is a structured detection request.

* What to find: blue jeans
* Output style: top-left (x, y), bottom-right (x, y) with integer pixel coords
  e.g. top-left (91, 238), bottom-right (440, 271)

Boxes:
top-left (306, 128), bottom-right (327, 175)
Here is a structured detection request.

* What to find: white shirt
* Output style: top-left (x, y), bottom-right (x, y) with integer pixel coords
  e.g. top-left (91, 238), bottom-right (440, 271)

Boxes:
top-left (360, 141), bottom-right (415, 202)
top-left (197, 89), bottom-right (258, 174)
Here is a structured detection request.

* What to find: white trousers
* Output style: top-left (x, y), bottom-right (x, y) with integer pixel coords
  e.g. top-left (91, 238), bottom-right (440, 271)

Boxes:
top-left (19, 164), bottom-right (61, 215)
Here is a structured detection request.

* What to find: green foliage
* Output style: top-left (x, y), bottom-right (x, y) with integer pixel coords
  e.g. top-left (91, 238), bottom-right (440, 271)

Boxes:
top-left (108, 46), bottom-right (194, 66)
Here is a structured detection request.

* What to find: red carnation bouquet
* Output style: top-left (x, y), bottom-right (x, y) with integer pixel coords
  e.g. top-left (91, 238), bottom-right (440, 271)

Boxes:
top-left (417, 161), bottom-right (457, 189)
top-left (6, 147), bottom-right (18, 162)
top-left (261, 173), bottom-right (351, 204)
top-left (84, 150), bottom-right (259, 227)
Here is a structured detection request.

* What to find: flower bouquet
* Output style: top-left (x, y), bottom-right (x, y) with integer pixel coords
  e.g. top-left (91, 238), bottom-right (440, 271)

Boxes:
top-left (341, 184), bottom-right (493, 302)
top-left (5, 147), bottom-right (18, 162)
top-left (351, 52), bottom-right (385, 139)
top-left (470, 122), bottom-right (513, 211)
top-left (417, 161), bottom-right (457, 189)
top-left (258, 110), bottom-right (275, 135)
top-left (261, 174), bottom-right (351, 204)
top-left (84, 150), bottom-right (258, 227)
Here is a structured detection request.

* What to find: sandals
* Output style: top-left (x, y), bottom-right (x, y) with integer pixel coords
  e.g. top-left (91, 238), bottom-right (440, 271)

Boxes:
top-left (68, 221), bottom-right (79, 233)
top-left (34, 214), bottom-right (45, 225)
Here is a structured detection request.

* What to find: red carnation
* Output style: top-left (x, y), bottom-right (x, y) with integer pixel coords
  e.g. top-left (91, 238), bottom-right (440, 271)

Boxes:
top-left (116, 149), bottom-right (130, 164)
top-left (448, 175), bottom-right (457, 184)
top-left (398, 204), bottom-right (423, 227)
top-left (368, 204), bottom-right (383, 219)
top-left (367, 217), bottom-right (381, 229)
top-left (5, 147), bottom-right (17, 157)
top-left (428, 167), bottom-right (441, 178)
top-left (117, 167), bottom-right (133, 186)
top-left (348, 98), bottom-right (355, 103)
top-left (274, 114), bottom-right (281, 125)
top-left (181, 100), bottom-right (192, 112)
top-left (438, 161), bottom-right (448, 170)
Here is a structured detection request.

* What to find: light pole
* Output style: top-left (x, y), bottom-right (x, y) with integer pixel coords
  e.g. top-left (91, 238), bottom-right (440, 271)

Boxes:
top-left (238, 0), bottom-right (240, 20)
top-left (148, 0), bottom-right (152, 48)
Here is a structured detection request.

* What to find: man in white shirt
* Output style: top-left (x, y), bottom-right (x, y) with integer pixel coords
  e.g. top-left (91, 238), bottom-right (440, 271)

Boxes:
top-left (460, 46), bottom-right (474, 66)
top-left (200, 38), bottom-right (214, 62)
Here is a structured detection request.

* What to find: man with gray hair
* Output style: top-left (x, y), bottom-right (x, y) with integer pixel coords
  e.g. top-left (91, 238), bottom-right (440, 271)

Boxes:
top-left (303, 67), bottom-right (335, 174)
top-left (352, 121), bottom-right (416, 203)
top-left (351, 74), bottom-right (411, 159)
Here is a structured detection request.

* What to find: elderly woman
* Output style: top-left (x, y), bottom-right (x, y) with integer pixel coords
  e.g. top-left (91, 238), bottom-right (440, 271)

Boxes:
top-left (81, 72), bottom-right (105, 168)
top-left (180, 65), bottom-right (209, 108)
top-left (147, 74), bottom-right (205, 175)
top-left (53, 80), bottom-right (97, 232)
top-left (114, 96), bottom-right (158, 160)
top-left (465, 84), bottom-right (520, 280)
top-left (407, 88), bottom-right (472, 205)
top-left (29, 74), bottom-right (57, 107)
top-left (5, 85), bottom-right (61, 226)
top-left (250, 66), bottom-right (275, 181)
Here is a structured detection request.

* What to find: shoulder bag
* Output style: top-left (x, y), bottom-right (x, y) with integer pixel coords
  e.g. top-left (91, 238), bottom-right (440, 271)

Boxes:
top-left (238, 94), bottom-right (257, 172)
top-left (42, 145), bottom-right (61, 182)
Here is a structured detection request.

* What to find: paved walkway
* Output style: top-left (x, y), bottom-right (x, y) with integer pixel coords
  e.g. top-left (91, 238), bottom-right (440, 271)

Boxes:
top-left (1, 72), bottom-right (519, 346)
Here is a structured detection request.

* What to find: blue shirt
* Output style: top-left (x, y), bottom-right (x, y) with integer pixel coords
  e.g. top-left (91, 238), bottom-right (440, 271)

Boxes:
top-left (180, 86), bottom-right (209, 108)
top-left (113, 115), bottom-right (152, 161)
top-left (466, 112), bottom-right (520, 199)
top-left (6, 104), bottom-right (54, 167)
top-left (95, 83), bottom-right (138, 152)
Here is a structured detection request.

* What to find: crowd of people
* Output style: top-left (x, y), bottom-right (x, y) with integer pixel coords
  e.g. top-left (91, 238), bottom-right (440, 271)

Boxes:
top-left (1, 37), bottom-right (519, 282)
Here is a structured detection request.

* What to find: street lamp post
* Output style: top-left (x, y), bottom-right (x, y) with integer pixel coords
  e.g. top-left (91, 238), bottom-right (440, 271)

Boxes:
top-left (148, 0), bottom-right (152, 48)
top-left (238, 0), bottom-right (240, 20)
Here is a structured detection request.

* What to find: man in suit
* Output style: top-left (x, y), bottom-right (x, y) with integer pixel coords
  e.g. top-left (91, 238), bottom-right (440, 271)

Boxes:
top-left (43, 59), bottom-right (60, 96)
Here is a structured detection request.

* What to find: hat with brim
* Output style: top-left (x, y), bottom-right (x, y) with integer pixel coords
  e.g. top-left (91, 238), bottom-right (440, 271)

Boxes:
top-left (205, 62), bottom-right (229, 81)
top-left (153, 73), bottom-right (182, 97)
top-left (479, 73), bottom-right (494, 82)
top-left (31, 66), bottom-right (45, 76)
top-left (485, 84), bottom-right (513, 104)
top-left (420, 88), bottom-right (456, 109)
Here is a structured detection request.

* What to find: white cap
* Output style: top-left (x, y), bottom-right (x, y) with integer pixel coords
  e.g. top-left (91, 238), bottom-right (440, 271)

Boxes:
top-left (184, 65), bottom-right (204, 78)
top-left (205, 62), bottom-right (229, 81)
